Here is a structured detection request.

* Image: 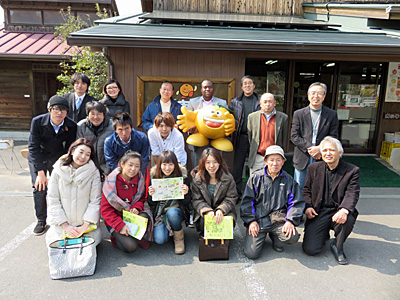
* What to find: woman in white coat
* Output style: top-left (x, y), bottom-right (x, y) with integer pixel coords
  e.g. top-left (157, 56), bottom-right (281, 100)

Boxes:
top-left (45, 138), bottom-right (104, 247)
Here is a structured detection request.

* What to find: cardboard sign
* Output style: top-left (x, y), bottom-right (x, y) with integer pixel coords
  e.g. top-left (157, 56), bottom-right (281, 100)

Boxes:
top-left (122, 210), bottom-right (148, 240)
top-left (204, 215), bottom-right (234, 239)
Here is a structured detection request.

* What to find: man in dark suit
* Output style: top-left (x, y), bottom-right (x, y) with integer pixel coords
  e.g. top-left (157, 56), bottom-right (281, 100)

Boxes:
top-left (28, 95), bottom-right (77, 235)
top-left (63, 72), bottom-right (97, 123)
top-left (290, 82), bottom-right (339, 190)
top-left (302, 136), bottom-right (360, 265)
top-left (247, 93), bottom-right (288, 176)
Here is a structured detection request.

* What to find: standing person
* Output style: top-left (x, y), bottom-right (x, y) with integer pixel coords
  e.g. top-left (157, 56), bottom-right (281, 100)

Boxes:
top-left (28, 95), bottom-right (77, 235)
top-left (240, 145), bottom-right (304, 259)
top-left (45, 138), bottom-right (103, 248)
top-left (248, 93), bottom-right (288, 176)
top-left (302, 137), bottom-right (360, 265)
top-left (104, 112), bottom-right (150, 174)
top-left (229, 75), bottom-right (260, 198)
top-left (147, 151), bottom-right (191, 254)
top-left (148, 112), bottom-right (187, 166)
top-left (77, 101), bottom-right (114, 174)
top-left (101, 151), bottom-right (153, 253)
top-left (291, 82), bottom-right (339, 190)
top-left (187, 79), bottom-right (228, 167)
top-left (63, 73), bottom-right (97, 123)
top-left (142, 81), bottom-right (182, 131)
top-left (100, 79), bottom-right (130, 119)
top-left (190, 148), bottom-right (237, 235)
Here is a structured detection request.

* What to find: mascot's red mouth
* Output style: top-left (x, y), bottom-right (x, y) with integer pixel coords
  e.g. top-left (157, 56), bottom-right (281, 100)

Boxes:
top-left (204, 117), bottom-right (223, 128)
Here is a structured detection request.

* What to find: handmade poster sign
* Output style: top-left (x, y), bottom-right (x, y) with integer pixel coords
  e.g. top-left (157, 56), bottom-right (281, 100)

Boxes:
top-left (151, 177), bottom-right (184, 201)
top-left (122, 210), bottom-right (148, 240)
top-left (62, 224), bottom-right (97, 239)
top-left (204, 215), bottom-right (234, 239)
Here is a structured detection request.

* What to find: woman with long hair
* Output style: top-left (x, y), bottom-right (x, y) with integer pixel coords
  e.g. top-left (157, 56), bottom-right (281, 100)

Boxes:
top-left (190, 148), bottom-right (238, 235)
top-left (148, 151), bottom-right (190, 254)
top-left (45, 138), bottom-right (103, 247)
top-left (101, 151), bottom-right (153, 253)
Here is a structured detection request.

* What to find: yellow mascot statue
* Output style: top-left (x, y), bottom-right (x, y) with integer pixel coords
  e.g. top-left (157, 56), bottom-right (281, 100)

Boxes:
top-left (177, 105), bottom-right (235, 152)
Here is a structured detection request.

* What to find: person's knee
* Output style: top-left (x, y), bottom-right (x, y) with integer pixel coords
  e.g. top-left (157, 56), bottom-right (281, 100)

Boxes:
top-left (154, 234), bottom-right (169, 245)
top-left (244, 246), bottom-right (260, 260)
top-left (302, 242), bottom-right (322, 256)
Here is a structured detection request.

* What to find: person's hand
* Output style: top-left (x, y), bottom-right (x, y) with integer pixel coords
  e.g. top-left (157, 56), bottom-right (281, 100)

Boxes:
top-left (34, 170), bottom-right (47, 191)
top-left (119, 225), bottom-right (131, 236)
top-left (130, 208), bottom-right (139, 214)
top-left (305, 207), bottom-right (318, 219)
top-left (307, 146), bottom-right (321, 159)
top-left (215, 210), bottom-right (224, 225)
top-left (332, 209), bottom-right (348, 224)
top-left (282, 221), bottom-right (295, 238)
top-left (148, 186), bottom-right (155, 196)
top-left (181, 184), bottom-right (189, 195)
top-left (61, 222), bottom-right (80, 238)
top-left (75, 222), bottom-right (89, 236)
top-left (248, 221), bottom-right (259, 237)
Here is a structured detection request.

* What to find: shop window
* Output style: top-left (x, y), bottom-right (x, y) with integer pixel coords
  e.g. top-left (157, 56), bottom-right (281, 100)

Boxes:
top-left (245, 59), bottom-right (288, 112)
top-left (337, 63), bottom-right (381, 150)
top-left (9, 10), bottom-right (41, 24)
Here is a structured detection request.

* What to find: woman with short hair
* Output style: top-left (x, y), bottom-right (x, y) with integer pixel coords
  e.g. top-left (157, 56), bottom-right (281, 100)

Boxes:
top-left (77, 101), bottom-right (114, 174)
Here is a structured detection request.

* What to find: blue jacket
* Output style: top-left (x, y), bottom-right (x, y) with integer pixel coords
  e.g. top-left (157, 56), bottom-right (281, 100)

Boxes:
top-left (240, 166), bottom-right (304, 230)
top-left (104, 130), bottom-right (150, 174)
top-left (142, 95), bottom-right (182, 131)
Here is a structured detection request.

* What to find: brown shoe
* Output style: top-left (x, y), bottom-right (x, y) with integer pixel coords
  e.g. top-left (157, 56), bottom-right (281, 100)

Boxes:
top-left (173, 229), bottom-right (185, 254)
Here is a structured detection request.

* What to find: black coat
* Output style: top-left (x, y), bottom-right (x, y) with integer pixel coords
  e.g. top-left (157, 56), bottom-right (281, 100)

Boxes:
top-left (63, 92), bottom-right (98, 123)
top-left (28, 113), bottom-right (77, 173)
top-left (290, 105), bottom-right (339, 170)
top-left (303, 160), bottom-right (360, 217)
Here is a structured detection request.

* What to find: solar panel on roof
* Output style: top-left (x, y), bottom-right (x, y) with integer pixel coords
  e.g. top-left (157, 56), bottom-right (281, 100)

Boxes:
top-left (139, 10), bottom-right (340, 28)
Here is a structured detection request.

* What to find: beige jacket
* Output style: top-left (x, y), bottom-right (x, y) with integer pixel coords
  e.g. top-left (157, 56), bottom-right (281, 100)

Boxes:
top-left (45, 156), bottom-right (102, 246)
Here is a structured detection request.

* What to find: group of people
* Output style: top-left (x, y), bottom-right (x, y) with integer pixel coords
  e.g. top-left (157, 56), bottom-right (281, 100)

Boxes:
top-left (28, 73), bottom-right (360, 267)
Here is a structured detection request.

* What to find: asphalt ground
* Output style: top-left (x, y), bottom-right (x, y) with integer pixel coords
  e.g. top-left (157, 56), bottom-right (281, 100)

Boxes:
top-left (0, 144), bottom-right (399, 300)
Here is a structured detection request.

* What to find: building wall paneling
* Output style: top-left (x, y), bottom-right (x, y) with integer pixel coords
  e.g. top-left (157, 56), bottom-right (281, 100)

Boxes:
top-left (0, 60), bottom-right (34, 129)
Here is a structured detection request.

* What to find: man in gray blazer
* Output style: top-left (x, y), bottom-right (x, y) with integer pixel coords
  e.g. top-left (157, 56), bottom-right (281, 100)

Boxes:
top-left (290, 82), bottom-right (339, 190)
top-left (247, 93), bottom-right (288, 175)
top-left (187, 79), bottom-right (228, 167)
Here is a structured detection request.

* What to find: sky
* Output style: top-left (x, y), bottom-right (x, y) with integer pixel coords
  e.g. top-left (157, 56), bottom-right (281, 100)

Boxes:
top-left (0, 0), bottom-right (143, 28)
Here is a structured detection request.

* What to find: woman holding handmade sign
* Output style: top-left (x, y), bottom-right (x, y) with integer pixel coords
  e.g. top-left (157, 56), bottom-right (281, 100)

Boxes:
top-left (46, 138), bottom-right (103, 279)
top-left (101, 151), bottom-right (153, 253)
top-left (147, 151), bottom-right (191, 254)
top-left (190, 148), bottom-right (238, 235)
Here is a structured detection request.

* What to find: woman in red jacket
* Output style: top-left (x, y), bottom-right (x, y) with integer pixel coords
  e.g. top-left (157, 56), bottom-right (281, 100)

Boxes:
top-left (101, 151), bottom-right (153, 253)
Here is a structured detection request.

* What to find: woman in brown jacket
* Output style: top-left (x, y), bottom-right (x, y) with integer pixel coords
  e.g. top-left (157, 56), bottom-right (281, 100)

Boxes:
top-left (190, 148), bottom-right (238, 234)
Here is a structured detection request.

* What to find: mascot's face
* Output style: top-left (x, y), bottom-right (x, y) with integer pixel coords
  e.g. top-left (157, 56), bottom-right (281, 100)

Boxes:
top-left (195, 105), bottom-right (229, 139)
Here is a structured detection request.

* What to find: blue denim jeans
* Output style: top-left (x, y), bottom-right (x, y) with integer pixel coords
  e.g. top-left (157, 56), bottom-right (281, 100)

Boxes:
top-left (153, 207), bottom-right (183, 245)
top-left (294, 156), bottom-right (316, 191)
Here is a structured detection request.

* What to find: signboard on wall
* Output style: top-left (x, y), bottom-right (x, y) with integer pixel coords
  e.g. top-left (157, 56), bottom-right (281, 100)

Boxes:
top-left (385, 62), bottom-right (400, 102)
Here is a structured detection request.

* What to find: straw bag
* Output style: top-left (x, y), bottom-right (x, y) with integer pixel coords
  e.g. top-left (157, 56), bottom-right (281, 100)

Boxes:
top-left (48, 236), bottom-right (96, 279)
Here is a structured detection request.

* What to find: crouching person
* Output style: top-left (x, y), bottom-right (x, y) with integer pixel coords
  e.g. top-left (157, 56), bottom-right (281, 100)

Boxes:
top-left (101, 151), bottom-right (153, 253)
top-left (241, 145), bottom-right (304, 259)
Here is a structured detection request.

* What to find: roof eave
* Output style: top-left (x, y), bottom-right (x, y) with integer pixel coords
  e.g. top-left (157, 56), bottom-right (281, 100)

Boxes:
top-left (67, 35), bottom-right (400, 56)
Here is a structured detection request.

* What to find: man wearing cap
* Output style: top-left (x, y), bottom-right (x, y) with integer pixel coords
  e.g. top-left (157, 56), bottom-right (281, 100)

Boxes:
top-left (28, 95), bottom-right (77, 235)
top-left (240, 145), bottom-right (304, 259)
top-left (302, 136), bottom-right (360, 265)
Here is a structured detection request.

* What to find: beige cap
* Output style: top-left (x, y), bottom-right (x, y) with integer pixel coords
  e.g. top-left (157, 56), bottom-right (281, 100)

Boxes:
top-left (264, 145), bottom-right (286, 160)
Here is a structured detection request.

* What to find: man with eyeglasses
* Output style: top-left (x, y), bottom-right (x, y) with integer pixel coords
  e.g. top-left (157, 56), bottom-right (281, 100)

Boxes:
top-left (28, 95), bottom-right (77, 235)
top-left (142, 81), bottom-right (182, 132)
top-left (63, 72), bottom-right (97, 123)
top-left (290, 82), bottom-right (339, 190)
